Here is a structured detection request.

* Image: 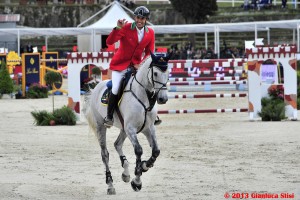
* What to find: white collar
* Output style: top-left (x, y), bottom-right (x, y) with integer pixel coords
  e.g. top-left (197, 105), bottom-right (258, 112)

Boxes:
top-left (136, 27), bottom-right (145, 43)
top-left (136, 26), bottom-right (144, 33)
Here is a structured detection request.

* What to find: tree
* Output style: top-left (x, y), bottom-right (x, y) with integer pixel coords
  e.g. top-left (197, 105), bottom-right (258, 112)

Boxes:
top-left (44, 71), bottom-right (61, 112)
top-left (0, 59), bottom-right (14, 98)
top-left (91, 67), bottom-right (101, 81)
top-left (169, 0), bottom-right (218, 24)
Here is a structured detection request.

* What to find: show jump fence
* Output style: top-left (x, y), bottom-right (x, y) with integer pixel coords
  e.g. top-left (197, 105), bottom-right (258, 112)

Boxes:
top-left (247, 45), bottom-right (297, 120)
top-left (5, 45), bottom-right (296, 121)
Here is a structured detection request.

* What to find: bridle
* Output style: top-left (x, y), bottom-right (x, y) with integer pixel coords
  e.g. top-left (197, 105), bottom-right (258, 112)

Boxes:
top-left (123, 60), bottom-right (168, 133)
top-left (148, 62), bottom-right (168, 93)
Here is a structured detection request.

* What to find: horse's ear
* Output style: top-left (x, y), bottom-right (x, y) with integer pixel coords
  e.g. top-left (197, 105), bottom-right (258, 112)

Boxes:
top-left (150, 51), bottom-right (157, 61)
top-left (165, 51), bottom-right (173, 61)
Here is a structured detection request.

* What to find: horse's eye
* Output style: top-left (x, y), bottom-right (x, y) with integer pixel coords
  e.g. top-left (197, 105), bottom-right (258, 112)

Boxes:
top-left (154, 72), bottom-right (158, 76)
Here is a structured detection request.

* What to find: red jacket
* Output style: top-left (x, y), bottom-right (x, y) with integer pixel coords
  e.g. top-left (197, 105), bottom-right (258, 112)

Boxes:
top-left (106, 22), bottom-right (155, 71)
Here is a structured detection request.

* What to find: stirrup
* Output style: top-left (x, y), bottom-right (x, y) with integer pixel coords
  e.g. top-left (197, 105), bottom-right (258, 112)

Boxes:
top-left (104, 117), bottom-right (114, 128)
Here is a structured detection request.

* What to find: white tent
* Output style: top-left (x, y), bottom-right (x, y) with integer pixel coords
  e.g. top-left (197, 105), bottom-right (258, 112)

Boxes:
top-left (77, 1), bottom-right (135, 52)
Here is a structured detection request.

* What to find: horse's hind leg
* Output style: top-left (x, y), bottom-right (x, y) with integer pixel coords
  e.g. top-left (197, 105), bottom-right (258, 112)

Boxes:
top-left (114, 129), bottom-right (130, 183)
top-left (96, 124), bottom-right (116, 195)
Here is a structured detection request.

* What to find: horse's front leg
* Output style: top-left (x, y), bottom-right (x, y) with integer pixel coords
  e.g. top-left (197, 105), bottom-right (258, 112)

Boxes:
top-left (125, 127), bottom-right (143, 192)
top-left (141, 127), bottom-right (160, 173)
top-left (114, 129), bottom-right (130, 183)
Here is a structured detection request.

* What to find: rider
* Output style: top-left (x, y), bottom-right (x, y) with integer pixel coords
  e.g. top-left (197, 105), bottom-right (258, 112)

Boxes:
top-left (104, 6), bottom-right (156, 128)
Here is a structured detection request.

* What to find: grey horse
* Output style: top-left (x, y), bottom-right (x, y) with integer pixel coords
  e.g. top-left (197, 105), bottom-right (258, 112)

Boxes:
top-left (83, 52), bottom-right (171, 194)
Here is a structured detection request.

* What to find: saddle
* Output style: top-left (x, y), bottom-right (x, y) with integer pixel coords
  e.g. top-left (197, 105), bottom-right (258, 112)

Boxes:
top-left (101, 67), bottom-right (135, 105)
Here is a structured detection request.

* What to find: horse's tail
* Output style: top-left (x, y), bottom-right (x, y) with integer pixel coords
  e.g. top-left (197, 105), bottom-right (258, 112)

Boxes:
top-left (82, 89), bottom-right (98, 135)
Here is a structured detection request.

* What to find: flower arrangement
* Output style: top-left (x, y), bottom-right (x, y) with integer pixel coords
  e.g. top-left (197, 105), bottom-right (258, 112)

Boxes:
top-left (258, 84), bottom-right (286, 121)
top-left (268, 84), bottom-right (284, 100)
top-left (26, 83), bottom-right (49, 98)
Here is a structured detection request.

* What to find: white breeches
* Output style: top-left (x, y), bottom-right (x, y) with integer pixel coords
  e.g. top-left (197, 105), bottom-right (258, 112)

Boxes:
top-left (111, 69), bottom-right (127, 95)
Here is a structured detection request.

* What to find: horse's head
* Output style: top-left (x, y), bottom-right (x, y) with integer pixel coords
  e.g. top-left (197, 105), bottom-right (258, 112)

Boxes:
top-left (148, 52), bottom-right (172, 104)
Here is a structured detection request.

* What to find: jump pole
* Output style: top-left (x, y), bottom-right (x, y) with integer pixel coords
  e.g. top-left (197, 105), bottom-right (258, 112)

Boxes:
top-left (167, 80), bottom-right (247, 86)
top-left (158, 108), bottom-right (249, 114)
top-left (169, 69), bottom-right (247, 76)
top-left (168, 93), bottom-right (248, 99)
top-left (169, 76), bottom-right (247, 82)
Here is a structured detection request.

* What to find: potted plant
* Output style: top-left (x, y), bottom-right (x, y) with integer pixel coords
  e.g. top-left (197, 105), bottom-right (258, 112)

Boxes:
top-left (31, 106), bottom-right (76, 126)
top-left (258, 85), bottom-right (286, 121)
top-left (0, 60), bottom-right (14, 99)
top-left (26, 83), bottom-right (48, 99)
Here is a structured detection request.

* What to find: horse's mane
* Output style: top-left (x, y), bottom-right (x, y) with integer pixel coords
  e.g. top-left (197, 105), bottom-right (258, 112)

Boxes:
top-left (140, 55), bottom-right (152, 69)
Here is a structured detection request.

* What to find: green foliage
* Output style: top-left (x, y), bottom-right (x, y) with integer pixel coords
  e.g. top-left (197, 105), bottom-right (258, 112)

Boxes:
top-left (0, 59), bottom-right (14, 96)
top-left (31, 106), bottom-right (76, 126)
top-left (91, 67), bottom-right (101, 76)
top-left (259, 97), bottom-right (286, 121)
top-left (259, 85), bottom-right (286, 121)
top-left (31, 110), bottom-right (55, 126)
top-left (169, 0), bottom-right (218, 23)
top-left (52, 106), bottom-right (76, 125)
top-left (44, 71), bottom-right (61, 87)
top-left (26, 83), bottom-right (49, 99)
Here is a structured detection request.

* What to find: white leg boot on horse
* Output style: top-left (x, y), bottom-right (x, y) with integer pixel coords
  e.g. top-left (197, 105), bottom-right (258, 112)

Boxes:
top-left (104, 93), bottom-right (118, 128)
top-left (114, 130), bottom-right (130, 183)
top-left (97, 125), bottom-right (116, 195)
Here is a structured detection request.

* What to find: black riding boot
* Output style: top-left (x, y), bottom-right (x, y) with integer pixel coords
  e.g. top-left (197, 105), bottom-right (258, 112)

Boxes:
top-left (104, 93), bottom-right (118, 128)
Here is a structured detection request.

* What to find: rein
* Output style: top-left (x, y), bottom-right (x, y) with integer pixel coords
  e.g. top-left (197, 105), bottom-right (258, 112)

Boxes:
top-left (123, 64), bottom-right (168, 133)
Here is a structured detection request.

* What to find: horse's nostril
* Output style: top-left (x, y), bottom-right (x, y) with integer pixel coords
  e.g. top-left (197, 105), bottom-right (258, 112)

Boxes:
top-left (158, 98), bottom-right (168, 103)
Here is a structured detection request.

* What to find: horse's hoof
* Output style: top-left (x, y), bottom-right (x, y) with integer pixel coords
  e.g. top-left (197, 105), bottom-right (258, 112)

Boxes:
top-left (122, 173), bottom-right (130, 183)
top-left (131, 180), bottom-right (142, 192)
top-left (107, 187), bottom-right (116, 195)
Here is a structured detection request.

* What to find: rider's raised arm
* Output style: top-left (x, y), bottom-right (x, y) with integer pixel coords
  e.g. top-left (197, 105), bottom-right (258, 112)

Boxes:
top-left (106, 19), bottom-right (127, 45)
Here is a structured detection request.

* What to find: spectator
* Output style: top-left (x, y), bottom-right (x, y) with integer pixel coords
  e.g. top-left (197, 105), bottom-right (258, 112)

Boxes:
top-left (128, 1), bottom-right (135, 8)
top-left (171, 43), bottom-right (178, 52)
top-left (20, 45), bottom-right (24, 55)
top-left (282, 0), bottom-right (287, 8)
top-left (26, 43), bottom-right (33, 53)
top-left (193, 49), bottom-right (202, 59)
top-left (251, 0), bottom-right (257, 9)
top-left (243, 0), bottom-right (249, 10)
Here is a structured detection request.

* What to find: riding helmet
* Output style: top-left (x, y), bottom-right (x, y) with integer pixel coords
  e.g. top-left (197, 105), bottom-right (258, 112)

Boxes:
top-left (134, 6), bottom-right (150, 19)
